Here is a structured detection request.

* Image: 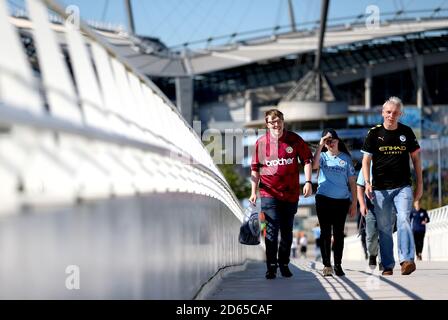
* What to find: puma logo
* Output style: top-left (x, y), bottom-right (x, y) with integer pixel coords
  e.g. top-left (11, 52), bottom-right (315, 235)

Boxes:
top-left (378, 136), bottom-right (384, 141)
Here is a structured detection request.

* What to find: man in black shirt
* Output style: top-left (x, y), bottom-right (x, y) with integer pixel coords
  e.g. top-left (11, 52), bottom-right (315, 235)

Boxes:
top-left (361, 97), bottom-right (423, 276)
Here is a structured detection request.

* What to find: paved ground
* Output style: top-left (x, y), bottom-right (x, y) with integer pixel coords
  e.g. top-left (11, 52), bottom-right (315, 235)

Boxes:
top-left (206, 258), bottom-right (448, 300)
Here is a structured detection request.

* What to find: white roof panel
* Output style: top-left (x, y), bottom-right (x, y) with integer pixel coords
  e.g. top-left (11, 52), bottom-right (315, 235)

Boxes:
top-left (11, 15), bottom-right (448, 77)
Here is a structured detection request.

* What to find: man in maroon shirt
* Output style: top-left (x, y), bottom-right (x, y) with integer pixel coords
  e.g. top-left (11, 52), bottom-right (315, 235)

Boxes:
top-left (250, 109), bottom-right (313, 279)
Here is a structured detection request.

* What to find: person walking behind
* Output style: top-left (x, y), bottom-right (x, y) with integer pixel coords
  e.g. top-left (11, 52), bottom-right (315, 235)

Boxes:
top-left (357, 166), bottom-right (388, 271)
top-left (291, 234), bottom-right (298, 258)
top-left (250, 109), bottom-right (313, 279)
top-left (299, 234), bottom-right (308, 258)
top-left (362, 96), bottom-right (423, 276)
top-left (312, 223), bottom-right (322, 262)
top-left (410, 201), bottom-right (430, 261)
top-left (357, 214), bottom-right (368, 260)
top-left (313, 129), bottom-right (357, 277)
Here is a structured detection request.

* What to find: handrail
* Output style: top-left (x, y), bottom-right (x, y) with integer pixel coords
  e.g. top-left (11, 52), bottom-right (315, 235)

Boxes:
top-left (44, 0), bottom-right (243, 211)
top-left (0, 101), bottom-right (243, 216)
top-left (41, 0), bottom-right (197, 143)
top-left (0, 0), bottom-right (243, 217)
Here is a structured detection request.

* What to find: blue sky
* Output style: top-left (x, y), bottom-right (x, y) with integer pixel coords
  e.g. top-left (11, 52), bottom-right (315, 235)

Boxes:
top-left (11, 0), bottom-right (448, 48)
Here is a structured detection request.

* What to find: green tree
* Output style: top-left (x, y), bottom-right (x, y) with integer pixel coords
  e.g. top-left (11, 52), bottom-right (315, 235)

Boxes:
top-left (217, 164), bottom-right (251, 200)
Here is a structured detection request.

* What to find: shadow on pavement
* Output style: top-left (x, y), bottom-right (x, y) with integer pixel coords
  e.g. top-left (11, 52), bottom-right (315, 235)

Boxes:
top-left (208, 261), bottom-right (331, 300)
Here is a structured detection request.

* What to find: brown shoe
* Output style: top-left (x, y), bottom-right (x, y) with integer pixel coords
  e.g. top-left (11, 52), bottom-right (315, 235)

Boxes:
top-left (401, 261), bottom-right (416, 275)
top-left (382, 268), bottom-right (393, 276)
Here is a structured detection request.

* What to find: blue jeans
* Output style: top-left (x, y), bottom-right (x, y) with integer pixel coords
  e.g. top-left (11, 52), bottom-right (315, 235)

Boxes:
top-left (261, 197), bottom-right (297, 268)
top-left (365, 207), bottom-right (397, 262)
top-left (373, 186), bottom-right (414, 269)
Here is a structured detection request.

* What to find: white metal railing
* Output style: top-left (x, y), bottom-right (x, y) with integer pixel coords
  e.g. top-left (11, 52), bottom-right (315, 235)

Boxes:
top-left (0, 0), bottom-right (241, 219)
top-left (424, 205), bottom-right (448, 261)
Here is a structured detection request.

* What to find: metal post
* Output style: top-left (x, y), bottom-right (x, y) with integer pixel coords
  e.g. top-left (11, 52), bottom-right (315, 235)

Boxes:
top-left (314, 0), bottom-right (330, 72)
top-left (175, 77), bottom-right (194, 125)
top-left (314, 0), bottom-right (330, 101)
top-left (287, 0), bottom-right (297, 33)
top-left (125, 0), bottom-right (135, 35)
top-left (417, 55), bottom-right (424, 109)
top-left (365, 66), bottom-right (372, 110)
top-left (244, 91), bottom-right (253, 122)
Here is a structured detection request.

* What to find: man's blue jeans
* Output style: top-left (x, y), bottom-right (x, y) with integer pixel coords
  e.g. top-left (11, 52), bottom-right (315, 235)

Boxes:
top-left (365, 207), bottom-right (397, 262)
top-left (373, 186), bottom-right (415, 269)
top-left (261, 197), bottom-right (297, 269)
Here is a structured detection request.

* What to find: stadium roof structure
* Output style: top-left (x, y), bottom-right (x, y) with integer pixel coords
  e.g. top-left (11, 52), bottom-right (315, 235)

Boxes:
top-left (97, 12), bottom-right (448, 77)
top-left (9, 7), bottom-right (448, 78)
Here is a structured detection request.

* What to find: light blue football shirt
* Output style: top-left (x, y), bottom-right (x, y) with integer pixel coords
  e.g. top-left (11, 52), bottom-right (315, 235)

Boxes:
top-left (317, 151), bottom-right (356, 199)
top-left (356, 164), bottom-right (372, 187)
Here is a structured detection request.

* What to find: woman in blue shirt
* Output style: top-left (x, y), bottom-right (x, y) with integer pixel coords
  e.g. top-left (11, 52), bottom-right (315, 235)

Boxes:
top-left (312, 129), bottom-right (357, 276)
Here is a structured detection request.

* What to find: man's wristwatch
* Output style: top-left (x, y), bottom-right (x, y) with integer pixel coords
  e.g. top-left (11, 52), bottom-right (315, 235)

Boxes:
top-left (305, 181), bottom-right (312, 185)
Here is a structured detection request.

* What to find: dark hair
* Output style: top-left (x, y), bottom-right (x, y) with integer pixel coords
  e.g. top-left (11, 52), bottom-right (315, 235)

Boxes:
top-left (321, 128), bottom-right (339, 140)
top-left (339, 140), bottom-right (351, 157)
top-left (264, 109), bottom-right (284, 122)
top-left (321, 138), bottom-right (352, 157)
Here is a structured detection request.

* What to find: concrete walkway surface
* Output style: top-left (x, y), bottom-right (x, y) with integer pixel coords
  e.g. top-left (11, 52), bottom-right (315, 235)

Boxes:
top-left (206, 259), bottom-right (448, 300)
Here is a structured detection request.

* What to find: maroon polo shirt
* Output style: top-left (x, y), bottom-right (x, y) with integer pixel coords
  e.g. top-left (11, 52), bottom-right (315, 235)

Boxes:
top-left (251, 130), bottom-right (313, 203)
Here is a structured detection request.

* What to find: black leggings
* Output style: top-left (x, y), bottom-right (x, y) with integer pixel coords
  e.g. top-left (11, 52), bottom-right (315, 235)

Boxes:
top-left (413, 231), bottom-right (425, 254)
top-left (315, 194), bottom-right (350, 267)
